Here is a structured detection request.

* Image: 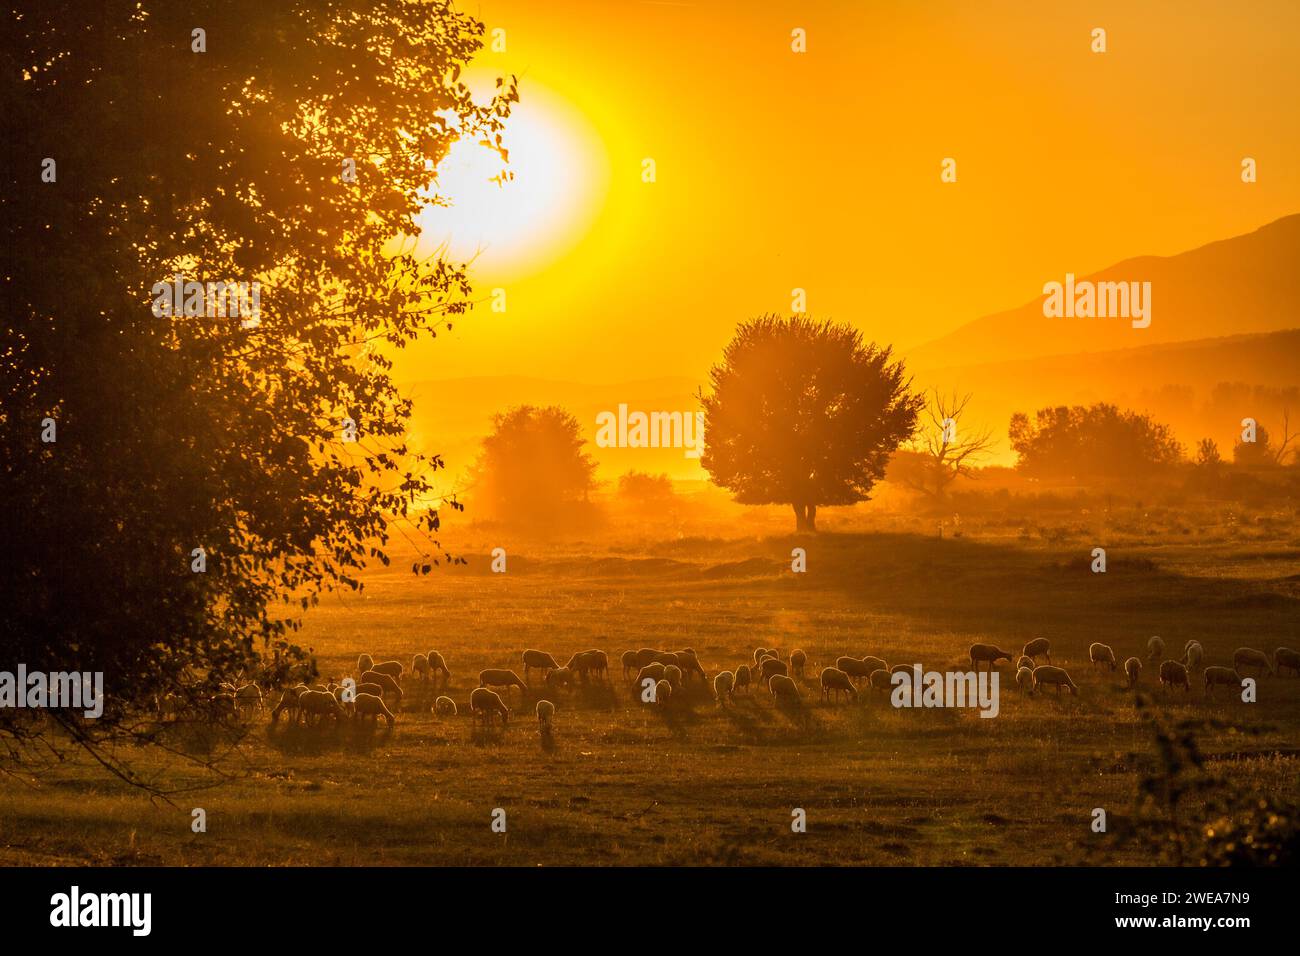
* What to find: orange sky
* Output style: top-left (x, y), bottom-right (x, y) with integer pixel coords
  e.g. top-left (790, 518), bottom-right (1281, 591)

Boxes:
top-left (396, 0), bottom-right (1300, 388)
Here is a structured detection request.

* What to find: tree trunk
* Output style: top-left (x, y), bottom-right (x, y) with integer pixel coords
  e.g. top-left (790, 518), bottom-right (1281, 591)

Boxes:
top-left (792, 502), bottom-right (817, 533)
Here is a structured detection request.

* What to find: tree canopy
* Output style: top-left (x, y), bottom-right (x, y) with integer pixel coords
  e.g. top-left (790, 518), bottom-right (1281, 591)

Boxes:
top-left (2, 1), bottom-right (514, 761)
top-left (700, 314), bottom-right (921, 532)
top-left (1008, 403), bottom-right (1182, 479)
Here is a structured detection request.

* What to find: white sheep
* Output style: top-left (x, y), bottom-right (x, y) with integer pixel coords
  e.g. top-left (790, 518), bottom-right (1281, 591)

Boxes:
top-left (769, 673), bottom-right (801, 705)
top-left (664, 664), bottom-right (683, 690)
top-left (234, 682), bottom-right (263, 717)
top-left (1123, 657), bottom-right (1141, 689)
top-left (535, 699), bottom-right (555, 727)
top-left (412, 653), bottom-right (430, 682)
top-left (360, 670), bottom-right (403, 704)
top-left (1015, 655), bottom-right (1035, 672)
top-left (371, 660), bottom-right (404, 682)
top-left (759, 657), bottom-right (789, 684)
top-left (434, 695), bottom-right (458, 716)
top-left (1203, 666), bottom-right (1241, 698)
top-left (789, 649), bottom-right (807, 678)
top-left (1146, 636), bottom-right (1165, 662)
top-left (478, 668), bottom-right (527, 696)
top-left (734, 664), bottom-right (752, 694)
top-left (654, 678), bottom-right (673, 707)
top-left (1088, 642), bottom-right (1117, 671)
top-left (635, 663), bottom-right (666, 687)
top-left (357, 653), bottom-right (374, 675)
top-left (470, 687), bottom-right (510, 727)
top-left (819, 667), bottom-right (857, 704)
top-left (1159, 660), bottom-right (1190, 693)
top-left (522, 649), bottom-right (560, 682)
top-left (714, 670), bottom-right (735, 706)
top-left (868, 669), bottom-right (893, 692)
top-left (969, 643), bottom-right (1014, 672)
top-left (270, 686), bottom-right (305, 724)
top-left (620, 650), bottom-right (639, 679)
top-left (835, 656), bottom-right (873, 681)
top-left (1015, 666), bottom-right (1034, 693)
top-left (1232, 647), bottom-right (1272, 678)
top-left (424, 650), bottom-right (451, 690)
top-left (353, 692), bottom-right (396, 728)
top-left (1021, 638), bottom-right (1051, 663)
top-left (1030, 665), bottom-right (1078, 696)
top-left (298, 689), bottom-right (347, 726)
top-left (1182, 641), bottom-right (1204, 671)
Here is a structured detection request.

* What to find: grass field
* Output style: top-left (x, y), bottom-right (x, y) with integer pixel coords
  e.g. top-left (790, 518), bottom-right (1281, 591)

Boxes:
top-left (3, 505), bottom-right (1298, 866)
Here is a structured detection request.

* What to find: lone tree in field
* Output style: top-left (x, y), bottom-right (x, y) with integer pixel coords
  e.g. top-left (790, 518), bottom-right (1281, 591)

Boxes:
top-left (700, 315), bottom-right (922, 532)
top-left (470, 406), bottom-right (598, 531)
top-left (900, 390), bottom-right (995, 503)
top-left (2, 1), bottom-right (514, 780)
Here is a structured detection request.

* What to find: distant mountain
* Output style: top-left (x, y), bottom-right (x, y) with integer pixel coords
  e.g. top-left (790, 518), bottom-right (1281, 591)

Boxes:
top-left (907, 214), bottom-right (1300, 368)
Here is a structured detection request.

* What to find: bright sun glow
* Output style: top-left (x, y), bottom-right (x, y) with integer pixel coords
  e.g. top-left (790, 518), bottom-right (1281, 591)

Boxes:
top-left (415, 82), bottom-right (607, 276)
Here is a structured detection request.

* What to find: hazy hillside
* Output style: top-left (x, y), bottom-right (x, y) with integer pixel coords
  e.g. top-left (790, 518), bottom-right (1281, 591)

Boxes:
top-left (907, 214), bottom-right (1300, 368)
top-left (914, 329), bottom-right (1300, 462)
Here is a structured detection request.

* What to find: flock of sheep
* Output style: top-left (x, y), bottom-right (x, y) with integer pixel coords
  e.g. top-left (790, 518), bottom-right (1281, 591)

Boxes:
top-left (207, 638), bottom-right (1300, 735)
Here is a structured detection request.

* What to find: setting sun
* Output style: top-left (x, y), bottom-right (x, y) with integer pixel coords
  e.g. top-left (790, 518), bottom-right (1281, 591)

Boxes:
top-left (415, 79), bottom-right (607, 276)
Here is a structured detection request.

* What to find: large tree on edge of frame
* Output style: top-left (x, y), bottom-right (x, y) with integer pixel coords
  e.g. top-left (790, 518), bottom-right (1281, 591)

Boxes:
top-left (0, 1), bottom-right (516, 781)
top-left (700, 315), bottom-right (922, 532)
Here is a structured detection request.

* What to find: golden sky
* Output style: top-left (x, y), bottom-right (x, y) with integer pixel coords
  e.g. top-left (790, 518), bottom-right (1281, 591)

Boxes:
top-left (397, 0), bottom-right (1300, 387)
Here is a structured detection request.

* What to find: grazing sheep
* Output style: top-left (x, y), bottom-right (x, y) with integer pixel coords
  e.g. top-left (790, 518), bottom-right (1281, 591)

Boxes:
top-left (714, 671), bottom-right (735, 706)
top-left (299, 689), bottom-right (347, 726)
top-left (654, 679), bottom-right (673, 707)
top-left (868, 669), bottom-right (893, 692)
top-left (535, 699), bottom-right (555, 727)
top-left (674, 650), bottom-right (708, 683)
top-left (1275, 647), bottom-right (1300, 677)
top-left (353, 692), bottom-right (396, 729)
top-left (1158, 660), bottom-right (1190, 693)
top-left (470, 687), bottom-right (510, 727)
top-left (360, 670), bottom-right (403, 705)
top-left (522, 649), bottom-right (560, 683)
top-left (1021, 638), bottom-right (1051, 663)
top-left (1182, 641), bottom-right (1204, 671)
top-left (633, 648), bottom-right (662, 669)
top-left (890, 663), bottom-right (915, 676)
top-left (789, 649), bottom-right (807, 678)
top-left (1147, 636), bottom-right (1165, 662)
top-left (664, 664), bottom-right (683, 690)
top-left (819, 667), bottom-right (857, 703)
top-left (424, 651), bottom-right (451, 690)
top-left (567, 649), bottom-right (609, 682)
top-left (412, 653), bottom-right (432, 682)
top-left (1015, 666), bottom-right (1034, 693)
top-left (769, 673), bottom-right (801, 705)
top-left (752, 647), bottom-right (770, 667)
top-left (969, 644), bottom-right (1014, 672)
top-left (1123, 657), bottom-right (1141, 689)
top-left (1015, 655), bottom-right (1035, 672)
top-left (357, 653), bottom-right (374, 675)
top-left (860, 656), bottom-right (887, 675)
top-left (634, 663), bottom-right (666, 688)
top-left (270, 686), bottom-right (305, 724)
top-left (1232, 647), bottom-right (1272, 678)
top-left (1088, 642), bottom-right (1117, 671)
top-left (479, 668), bottom-right (528, 696)
top-left (1204, 666), bottom-right (1242, 699)
top-left (1031, 665), bottom-right (1078, 696)
top-left (544, 667), bottom-right (575, 693)
top-left (354, 681), bottom-right (385, 699)
top-left (621, 650), bottom-right (639, 679)
top-left (734, 664), bottom-right (752, 694)
top-left (371, 660), bottom-right (404, 683)
top-left (434, 695), bottom-right (458, 716)
top-left (835, 656), bottom-right (874, 681)
top-left (234, 683), bottom-right (263, 717)
top-left (759, 657), bottom-right (789, 684)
